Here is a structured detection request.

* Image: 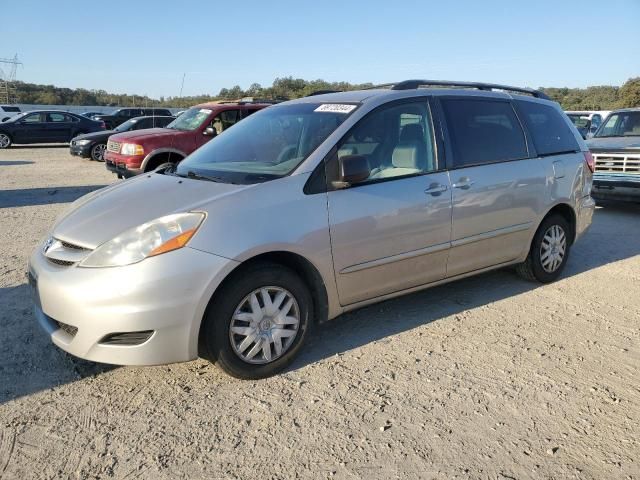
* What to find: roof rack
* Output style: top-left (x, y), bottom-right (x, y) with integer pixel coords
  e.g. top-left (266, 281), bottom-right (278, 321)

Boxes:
top-left (368, 80), bottom-right (550, 100)
top-left (218, 97), bottom-right (287, 105)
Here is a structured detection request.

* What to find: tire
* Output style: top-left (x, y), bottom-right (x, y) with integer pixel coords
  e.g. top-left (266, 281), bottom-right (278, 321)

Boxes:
top-left (153, 162), bottom-right (177, 172)
top-left (90, 143), bottom-right (107, 162)
top-left (202, 262), bottom-right (314, 379)
top-left (0, 133), bottom-right (11, 149)
top-left (516, 214), bottom-right (571, 283)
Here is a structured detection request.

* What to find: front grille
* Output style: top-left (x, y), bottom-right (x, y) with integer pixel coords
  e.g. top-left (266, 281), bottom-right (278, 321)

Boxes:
top-left (43, 237), bottom-right (91, 267)
top-left (55, 320), bottom-right (78, 337)
top-left (60, 240), bottom-right (85, 250)
top-left (107, 140), bottom-right (121, 153)
top-left (99, 331), bottom-right (154, 346)
top-left (47, 258), bottom-right (75, 267)
top-left (593, 153), bottom-right (640, 175)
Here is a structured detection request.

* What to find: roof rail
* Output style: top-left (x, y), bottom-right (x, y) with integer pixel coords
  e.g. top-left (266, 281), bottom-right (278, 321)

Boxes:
top-left (306, 89), bottom-right (343, 97)
top-left (387, 79), bottom-right (550, 100)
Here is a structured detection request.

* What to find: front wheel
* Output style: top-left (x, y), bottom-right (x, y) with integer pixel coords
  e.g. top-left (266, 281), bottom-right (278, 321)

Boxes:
top-left (90, 143), bottom-right (107, 161)
top-left (0, 133), bottom-right (11, 149)
top-left (516, 214), bottom-right (571, 283)
top-left (202, 263), bottom-right (313, 379)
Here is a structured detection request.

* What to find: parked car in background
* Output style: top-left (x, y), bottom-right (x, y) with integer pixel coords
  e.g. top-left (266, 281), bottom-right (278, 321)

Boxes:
top-left (104, 101), bottom-right (271, 178)
top-left (70, 115), bottom-right (175, 161)
top-left (586, 108), bottom-right (640, 202)
top-left (80, 111), bottom-right (104, 119)
top-left (0, 105), bottom-right (21, 122)
top-left (0, 111), bottom-right (105, 148)
top-left (566, 110), bottom-right (610, 139)
top-left (93, 107), bottom-right (173, 129)
top-left (29, 80), bottom-right (594, 379)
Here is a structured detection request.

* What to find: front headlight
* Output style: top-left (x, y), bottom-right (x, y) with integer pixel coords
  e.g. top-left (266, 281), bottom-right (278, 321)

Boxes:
top-left (80, 212), bottom-right (205, 268)
top-left (75, 139), bottom-right (91, 145)
top-left (121, 143), bottom-right (145, 155)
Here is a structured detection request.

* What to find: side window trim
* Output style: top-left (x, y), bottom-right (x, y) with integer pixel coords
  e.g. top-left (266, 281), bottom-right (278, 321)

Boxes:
top-left (436, 95), bottom-right (533, 171)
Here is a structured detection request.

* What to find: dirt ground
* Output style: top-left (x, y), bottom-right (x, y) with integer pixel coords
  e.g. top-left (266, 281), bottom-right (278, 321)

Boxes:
top-left (0, 146), bottom-right (638, 480)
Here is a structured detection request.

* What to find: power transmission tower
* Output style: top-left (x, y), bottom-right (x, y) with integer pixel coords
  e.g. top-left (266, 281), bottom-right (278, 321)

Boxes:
top-left (0, 54), bottom-right (22, 104)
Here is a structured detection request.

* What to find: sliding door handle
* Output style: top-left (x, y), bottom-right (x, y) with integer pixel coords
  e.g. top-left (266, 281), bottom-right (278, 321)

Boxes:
top-left (452, 177), bottom-right (475, 190)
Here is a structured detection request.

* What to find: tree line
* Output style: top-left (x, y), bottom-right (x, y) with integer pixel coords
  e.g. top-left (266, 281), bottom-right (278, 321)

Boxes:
top-left (12, 76), bottom-right (640, 110)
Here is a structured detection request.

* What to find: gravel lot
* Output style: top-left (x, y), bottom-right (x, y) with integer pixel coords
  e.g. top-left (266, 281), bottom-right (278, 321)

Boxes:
top-left (0, 146), bottom-right (639, 479)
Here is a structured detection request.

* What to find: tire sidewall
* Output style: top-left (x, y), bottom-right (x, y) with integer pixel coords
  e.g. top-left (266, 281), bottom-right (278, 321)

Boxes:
top-left (530, 215), bottom-right (571, 282)
top-left (204, 265), bottom-right (313, 379)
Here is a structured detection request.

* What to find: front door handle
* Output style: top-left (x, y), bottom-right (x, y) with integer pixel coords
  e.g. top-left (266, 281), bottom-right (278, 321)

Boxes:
top-left (452, 177), bottom-right (475, 190)
top-left (424, 183), bottom-right (448, 196)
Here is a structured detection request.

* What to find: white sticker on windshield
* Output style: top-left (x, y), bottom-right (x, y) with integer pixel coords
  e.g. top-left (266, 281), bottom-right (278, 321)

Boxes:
top-left (199, 109), bottom-right (212, 114)
top-left (314, 104), bottom-right (356, 114)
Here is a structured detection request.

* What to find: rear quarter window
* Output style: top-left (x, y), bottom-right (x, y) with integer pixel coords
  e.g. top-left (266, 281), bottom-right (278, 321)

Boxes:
top-left (516, 100), bottom-right (579, 156)
top-left (441, 99), bottom-right (528, 167)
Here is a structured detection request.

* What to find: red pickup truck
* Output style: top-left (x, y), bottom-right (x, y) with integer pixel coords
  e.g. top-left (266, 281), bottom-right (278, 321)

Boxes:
top-left (104, 101), bottom-right (272, 178)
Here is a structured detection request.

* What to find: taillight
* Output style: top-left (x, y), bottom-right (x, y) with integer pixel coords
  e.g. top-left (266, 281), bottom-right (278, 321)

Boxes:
top-left (584, 151), bottom-right (594, 173)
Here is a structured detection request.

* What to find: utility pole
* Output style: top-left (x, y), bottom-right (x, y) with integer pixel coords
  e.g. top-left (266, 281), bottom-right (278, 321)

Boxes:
top-left (0, 54), bottom-right (22, 104)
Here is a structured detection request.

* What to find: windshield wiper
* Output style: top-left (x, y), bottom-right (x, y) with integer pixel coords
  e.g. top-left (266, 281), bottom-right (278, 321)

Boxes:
top-left (178, 170), bottom-right (230, 183)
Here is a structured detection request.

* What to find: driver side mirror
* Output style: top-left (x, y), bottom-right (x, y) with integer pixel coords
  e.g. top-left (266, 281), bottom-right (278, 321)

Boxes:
top-left (334, 154), bottom-right (370, 188)
top-left (203, 127), bottom-right (217, 137)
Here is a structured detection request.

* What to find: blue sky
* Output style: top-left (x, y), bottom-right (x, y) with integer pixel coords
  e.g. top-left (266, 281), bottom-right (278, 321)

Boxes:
top-left (2, 0), bottom-right (639, 98)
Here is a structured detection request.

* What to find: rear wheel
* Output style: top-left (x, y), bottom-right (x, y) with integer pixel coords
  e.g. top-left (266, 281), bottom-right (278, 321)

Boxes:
top-left (202, 263), bottom-right (313, 379)
top-left (90, 143), bottom-right (107, 161)
top-left (516, 214), bottom-right (571, 283)
top-left (0, 133), bottom-right (11, 149)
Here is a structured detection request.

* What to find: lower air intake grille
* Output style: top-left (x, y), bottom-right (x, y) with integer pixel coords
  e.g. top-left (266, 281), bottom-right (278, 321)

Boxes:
top-left (55, 320), bottom-right (78, 337)
top-left (99, 330), bottom-right (154, 346)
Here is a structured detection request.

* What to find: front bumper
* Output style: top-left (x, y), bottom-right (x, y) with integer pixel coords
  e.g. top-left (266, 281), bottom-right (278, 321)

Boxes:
top-left (592, 174), bottom-right (640, 202)
top-left (28, 244), bottom-right (238, 365)
top-left (105, 159), bottom-right (141, 178)
top-left (69, 142), bottom-right (92, 158)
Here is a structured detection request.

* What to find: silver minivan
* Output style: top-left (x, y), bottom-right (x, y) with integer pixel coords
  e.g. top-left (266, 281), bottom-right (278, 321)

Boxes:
top-left (29, 80), bottom-right (595, 378)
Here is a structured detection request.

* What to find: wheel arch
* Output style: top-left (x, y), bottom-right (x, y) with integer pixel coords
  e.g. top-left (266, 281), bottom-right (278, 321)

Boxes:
top-left (197, 250), bottom-right (330, 357)
top-left (542, 202), bottom-right (577, 245)
top-left (141, 149), bottom-right (186, 172)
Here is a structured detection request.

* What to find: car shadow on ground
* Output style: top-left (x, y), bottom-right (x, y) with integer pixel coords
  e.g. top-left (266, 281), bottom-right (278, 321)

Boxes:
top-left (1, 204), bottom-right (638, 401)
top-left (0, 160), bottom-right (34, 166)
top-left (0, 185), bottom-right (108, 208)
top-left (0, 284), bottom-right (117, 404)
top-left (7, 144), bottom-right (69, 149)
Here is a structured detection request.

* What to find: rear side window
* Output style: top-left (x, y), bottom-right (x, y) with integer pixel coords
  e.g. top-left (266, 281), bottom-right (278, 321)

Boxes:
top-left (441, 99), bottom-right (528, 167)
top-left (516, 101), bottom-right (579, 156)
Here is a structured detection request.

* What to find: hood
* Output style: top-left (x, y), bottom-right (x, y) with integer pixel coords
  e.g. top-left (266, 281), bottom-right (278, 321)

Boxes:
top-left (587, 136), bottom-right (640, 152)
top-left (52, 173), bottom-right (249, 249)
top-left (109, 128), bottom-right (176, 143)
top-left (74, 130), bottom-right (115, 141)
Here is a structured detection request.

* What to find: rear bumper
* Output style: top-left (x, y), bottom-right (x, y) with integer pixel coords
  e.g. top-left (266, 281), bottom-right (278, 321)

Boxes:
top-left (575, 194), bottom-right (595, 242)
top-left (592, 175), bottom-right (640, 202)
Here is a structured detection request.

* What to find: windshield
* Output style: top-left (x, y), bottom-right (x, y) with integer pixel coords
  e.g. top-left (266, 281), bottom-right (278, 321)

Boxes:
top-left (595, 111), bottom-right (640, 137)
top-left (175, 102), bottom-right (357, 184)
top-left (166, 107), bottom-right (212, 131)
top-left (114, 118), bottom-right (139, 132)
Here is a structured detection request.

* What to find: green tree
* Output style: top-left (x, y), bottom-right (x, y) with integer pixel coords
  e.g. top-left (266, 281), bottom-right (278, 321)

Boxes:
top-left (617, 77), bottom-right (640, 108)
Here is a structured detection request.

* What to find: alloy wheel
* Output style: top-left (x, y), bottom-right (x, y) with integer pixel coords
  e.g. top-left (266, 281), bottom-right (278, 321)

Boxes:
top-left (0, 134), bottom-right (10, 148)
top-left (91, 143), bottom-right (107, 161)
top-left (540, 224), bottom-right (566, 273)
top-left (229, 286), bottom-right (300, 364)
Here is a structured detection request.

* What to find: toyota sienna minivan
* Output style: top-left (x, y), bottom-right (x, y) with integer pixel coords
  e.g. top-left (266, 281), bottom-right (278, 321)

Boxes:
top-left (29, 80), bottom-right (595, 379)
